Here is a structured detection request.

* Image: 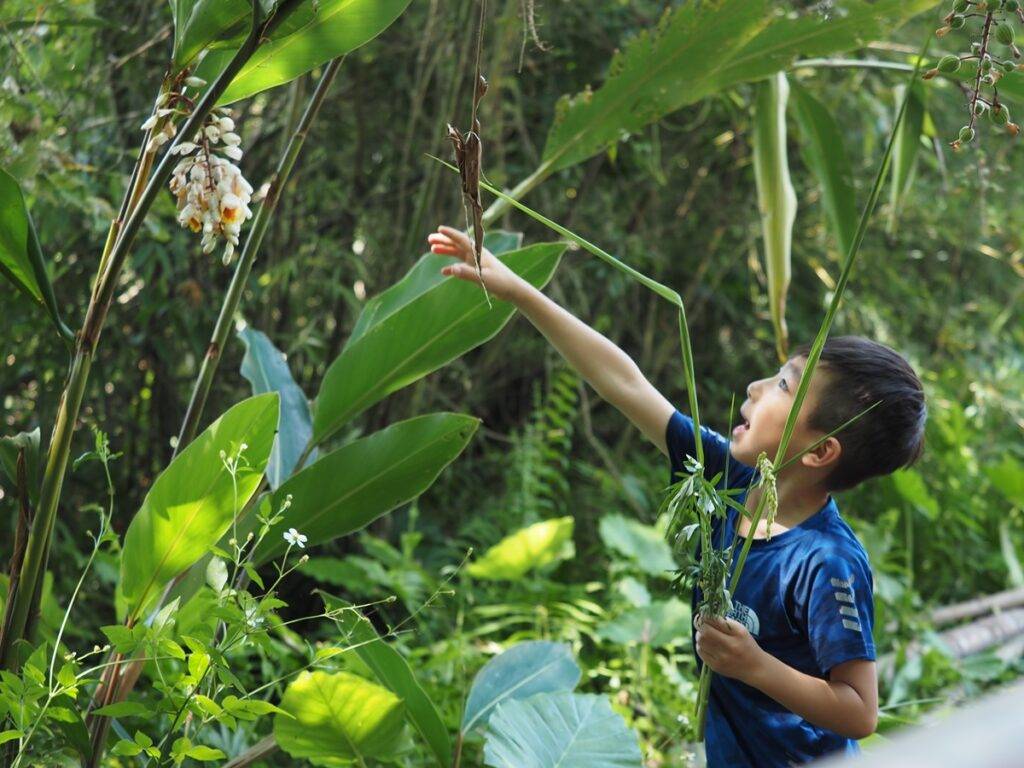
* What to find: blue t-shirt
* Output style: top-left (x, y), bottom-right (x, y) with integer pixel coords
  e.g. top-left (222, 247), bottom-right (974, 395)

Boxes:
top-left (665, 409), bottom-right (876, 768)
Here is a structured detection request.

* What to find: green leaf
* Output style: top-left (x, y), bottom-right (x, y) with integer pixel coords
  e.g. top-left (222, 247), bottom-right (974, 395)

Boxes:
top-left (715, 0), bottom-right (939, 88)
top-left (322, 594), bottom-right (451, 767)
top-left (274, 670), bottom-right (406, 765)
top-left (91, 701), bottom-right (150, 718)
top-left (238, 325), bottom-right (316, 488)
top-left (171, 0), bottom-right (251, 72)
top-left (985, 455), bottom-right (1024, 505)
top-left (541, 0), bottom-right (769, 174)
top-left (197, 0), bottom-right (413, 105)
top-left (186, 745), bottom-right (226, 761)
top-left (462, 641), bottom-right (581, 734)
top-left (790, 81), bottom-right (857, 257)
top-left (596, 598), bottom-right (691, 647)
top-left (119, 393), bottom-right (278, 621)
top-left (753, 71), bottom-right (797, 362)
top-left (598, 514), bottom-right (675, 577)
top-left (483, 692), bottom-right (642, 768)
top-left (0, 428), bottom-right (41, 506)
top-left (349, 230), bottom-right (524, 345)
top-left (468, 517), bottom-right (575, 581)
top-left (0, 730), bottom-right (22, 746)
top-left (251, 413), bottom-right (478, 564)
top-left (0, 167), bottom-right (71, 341)
top-left (887, 81), bottom-right (926, 233)
top-left (313, 242), bottom-right (564, 444)
top-left (891, 469), bottom-right (938, 520)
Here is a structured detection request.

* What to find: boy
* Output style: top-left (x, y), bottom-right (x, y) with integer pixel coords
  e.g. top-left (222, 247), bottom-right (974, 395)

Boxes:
top-left (427, 225), bottom-right (927, 766)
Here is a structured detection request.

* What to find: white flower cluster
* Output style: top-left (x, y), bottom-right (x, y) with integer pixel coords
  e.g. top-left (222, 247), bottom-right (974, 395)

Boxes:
top-left (167, 109), bottom-right (253, 265)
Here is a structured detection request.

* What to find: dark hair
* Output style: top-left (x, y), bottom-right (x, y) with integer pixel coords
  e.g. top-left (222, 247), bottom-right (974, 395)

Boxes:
top-left (791, 336), bottom-right (927, 492)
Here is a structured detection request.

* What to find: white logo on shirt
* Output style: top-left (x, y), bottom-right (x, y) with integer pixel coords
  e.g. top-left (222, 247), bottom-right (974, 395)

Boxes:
top-left (831, 576), bottom-right (862, 632)
top-left (727, 601), bottom-right (760, 637)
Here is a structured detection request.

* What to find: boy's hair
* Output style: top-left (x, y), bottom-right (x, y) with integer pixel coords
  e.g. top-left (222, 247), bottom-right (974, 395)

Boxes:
top-left (792, 336), bottom-right (926, 493)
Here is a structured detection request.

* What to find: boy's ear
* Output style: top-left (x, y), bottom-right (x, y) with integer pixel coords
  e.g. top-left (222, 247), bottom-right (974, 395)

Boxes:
top-left (801, 435), bottom-right (841, 470)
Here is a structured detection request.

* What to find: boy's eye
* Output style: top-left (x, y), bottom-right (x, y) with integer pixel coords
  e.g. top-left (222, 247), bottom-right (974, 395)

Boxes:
top-left (778, 378), bottom-right (789, 392)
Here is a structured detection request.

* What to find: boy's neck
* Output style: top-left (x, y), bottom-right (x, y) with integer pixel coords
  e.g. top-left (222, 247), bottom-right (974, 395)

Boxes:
top-left (740, 472), bottom-right (830, 539)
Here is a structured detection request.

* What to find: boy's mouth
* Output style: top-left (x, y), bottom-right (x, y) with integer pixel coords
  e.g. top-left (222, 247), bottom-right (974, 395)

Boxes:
top-left (732, 418), bottom-right (751, 438)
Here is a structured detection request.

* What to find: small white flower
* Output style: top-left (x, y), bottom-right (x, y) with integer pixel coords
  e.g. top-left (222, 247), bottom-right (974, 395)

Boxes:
top-left (218, 116), bottom-right (235, 132)
top-left (205, 124), bottom-right (221, 141)
top-left (222, 145), bottom-right (243, 161)
top-left (222, 132), bottom-right (241, 147)
top-left (185, 75), bottom-right (208, 88)
top-left (140, 114), bottom-right (158, 131)
top-left (283, 528), bottom-right (307, 548)
top-left (171, 141), bottom-right (196, 156)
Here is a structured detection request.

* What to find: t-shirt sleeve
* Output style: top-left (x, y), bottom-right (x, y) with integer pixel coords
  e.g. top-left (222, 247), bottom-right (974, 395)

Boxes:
top-left (800, 547), bottom-right (877, 675)
top-left (664, 409), bottom-right (754, 491)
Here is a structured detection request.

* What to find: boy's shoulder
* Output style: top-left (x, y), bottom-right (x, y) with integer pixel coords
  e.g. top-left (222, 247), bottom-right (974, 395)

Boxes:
top-left (787, 498), bottom-right (874, 578)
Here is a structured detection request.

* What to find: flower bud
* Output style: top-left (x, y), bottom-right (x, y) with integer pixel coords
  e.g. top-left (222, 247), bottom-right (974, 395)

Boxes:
top-left (923, 67), bottom-right (940, 79)
top-left (936, 24), bottom-right (952, 37)
top-left (981, 55), bottom-right (993, 72)
top-left (185, 76), bottom-right (208, 88)
top-left (974, 100), bottom-right (989, 116)
top-left (938, 54), bottom-right (962, 72)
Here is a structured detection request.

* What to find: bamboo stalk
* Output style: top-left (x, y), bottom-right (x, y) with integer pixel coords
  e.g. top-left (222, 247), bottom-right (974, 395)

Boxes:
top-left (222, 735), bottom-right (278, 768)
top-left (0, 0), bottom-right (304, 672)
top-left (932, 587), bottom-right (1024, 627)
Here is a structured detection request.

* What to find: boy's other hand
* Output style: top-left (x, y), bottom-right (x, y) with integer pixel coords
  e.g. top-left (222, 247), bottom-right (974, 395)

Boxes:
top-left (428, 225), bottom-right (526, 302)
top-left (695, 615), bottom-right (767, 686)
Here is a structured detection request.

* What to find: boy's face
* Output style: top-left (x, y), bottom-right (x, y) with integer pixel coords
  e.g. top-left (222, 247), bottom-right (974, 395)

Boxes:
top-left (729, 356), bottom-right (831, 468)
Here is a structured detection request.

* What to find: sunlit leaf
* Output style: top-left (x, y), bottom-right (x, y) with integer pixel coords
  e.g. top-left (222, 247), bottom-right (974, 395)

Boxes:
top-left (322, 594), bottom-right (451, 767)
top-left (119, 393), bottom-right (278, 621)
top-left (598, 514), bottom-right (674, 577)
top-left (468, 517), bottom-right (575, 581)
top-left (596, 598), bottom-right (691, 647)
top-left (170, 0), bottom-right (250, 72)
top-left (196, 0), bottom-right (413, 105)
top-left (274, 670), bottom-right (405, 765)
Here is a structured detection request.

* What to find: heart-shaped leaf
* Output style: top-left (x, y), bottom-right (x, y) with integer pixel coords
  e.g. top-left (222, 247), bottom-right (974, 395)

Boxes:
top-left (483, 692), bottom-right (642, 768)
top-left (462, 641), bottom-right (581, 735)
top-left (274, 670), bottom-right (405, 765)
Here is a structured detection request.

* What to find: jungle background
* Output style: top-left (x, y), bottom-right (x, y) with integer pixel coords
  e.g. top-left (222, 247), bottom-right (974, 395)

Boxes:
top-left (1, 0), bottom-right (1023, 765)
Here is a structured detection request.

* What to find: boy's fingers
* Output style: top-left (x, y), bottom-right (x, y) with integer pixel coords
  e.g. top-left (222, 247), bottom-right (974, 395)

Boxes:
top-left (438, 225), bottom-right (474, 253)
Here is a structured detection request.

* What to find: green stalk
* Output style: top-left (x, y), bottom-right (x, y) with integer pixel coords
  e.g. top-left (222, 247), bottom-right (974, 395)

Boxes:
top-left (175, 56), bottom-right (345, 453)
top-left (0, 0), bottom-right (305, 672)
top-left (693, 37), bottom-right (932, 737)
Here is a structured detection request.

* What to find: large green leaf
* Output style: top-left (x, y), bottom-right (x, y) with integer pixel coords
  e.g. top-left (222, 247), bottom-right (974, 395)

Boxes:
top-left (275, 670), bottom-right (405, 765)
top-left (119, 393), bottom-right (278, 621)
top-left (468, 517), bottom-right (575, 581)
top-left (322, 594), bottom-right (451, 767)
top-left (891, 468), bottom-right (938, 520)
top-left (349, 230), bottom-right (523, 345)
top-left (714, 1), bottom-right (940, 87)
top-left (196, 0), bottom-right (412, 105)
top-left (887, 81), bottom-right (927, 233)
top-left (986, 456), bottom-right (1024, 505)
top-left (462, 641), bottom-right (581, 735)
top-left (790, 81), bottom-right (857, 257)
top-left (752, 72), bottom-right (797, 362)
top-left (170, 0), bottom-right (250, 72)
top-left (483, 692), bottom-right (642, 768)
top-left (598, 514), bottom-right (674, 577)
top-left (313, 242), bottom-right (564, 444)
top-left (251, 413), bottom-right (478, 564)
top-left (0, 167), bottom-right (70, 341)
top-left (237, 325), bottom-right (315, 489)
top-left (541, 0), bottom-right (769, 174)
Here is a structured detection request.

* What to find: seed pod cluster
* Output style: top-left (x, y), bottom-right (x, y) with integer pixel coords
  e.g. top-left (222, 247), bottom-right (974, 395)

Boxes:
top-left (924, 0), bottom-right (1024, 148)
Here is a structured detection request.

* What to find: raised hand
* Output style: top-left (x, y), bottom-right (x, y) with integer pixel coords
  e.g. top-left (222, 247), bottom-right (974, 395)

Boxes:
top-left (427, 225), bottom-right (526, 303)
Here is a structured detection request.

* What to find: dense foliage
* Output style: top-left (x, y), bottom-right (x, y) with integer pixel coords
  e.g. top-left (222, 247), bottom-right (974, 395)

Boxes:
top-left (1, 1), bottom-right (1022, 765)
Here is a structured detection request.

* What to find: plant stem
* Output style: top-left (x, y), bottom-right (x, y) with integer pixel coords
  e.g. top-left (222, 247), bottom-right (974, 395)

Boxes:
top-left (175, 56), bottom-right (344, 452)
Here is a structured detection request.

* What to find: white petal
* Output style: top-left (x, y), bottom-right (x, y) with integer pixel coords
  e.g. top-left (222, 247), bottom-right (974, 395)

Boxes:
top-left (222, 145), bottom-right (243, 160)
top-left (140, 114), bottom-right (158, 131)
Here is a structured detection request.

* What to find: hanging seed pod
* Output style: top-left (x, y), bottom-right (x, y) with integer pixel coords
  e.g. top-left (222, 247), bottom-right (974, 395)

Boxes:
top-left (752, 72), bottom-right (797, 363)
top-left (992, 103), bottom-right (1011, 124)
top-left (997, 22), bottom-right (1016, 45)
top-left (950, 13), bottom-right (967, 28)
top-left (1007, 0), bottom-right (1021, 11)
top-left (959, 125), bottom-right (976, 143)
top-left (953, 0), bottom-right (969, 10)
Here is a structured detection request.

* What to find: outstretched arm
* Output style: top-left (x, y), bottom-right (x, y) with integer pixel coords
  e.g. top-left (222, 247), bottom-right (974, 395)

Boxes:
top-left (428, 225), bottom-right (675, 454)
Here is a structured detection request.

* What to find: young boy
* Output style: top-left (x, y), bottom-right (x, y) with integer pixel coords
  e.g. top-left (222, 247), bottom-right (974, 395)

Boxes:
top-left (428, 225), bottom-right (927, 766)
